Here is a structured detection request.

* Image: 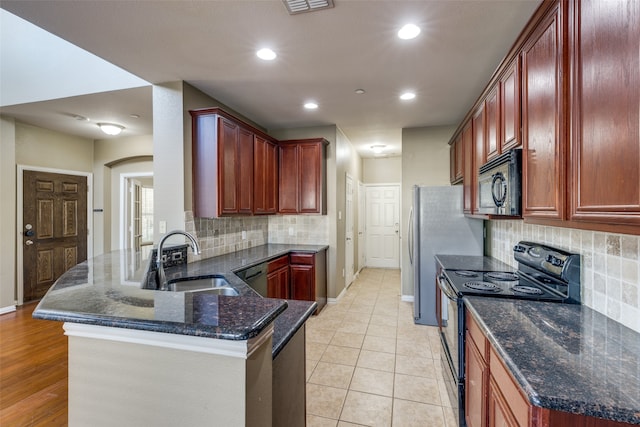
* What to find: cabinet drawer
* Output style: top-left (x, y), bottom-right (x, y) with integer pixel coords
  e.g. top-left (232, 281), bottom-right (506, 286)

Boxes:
top-left (467, 312), bottom-right (488, 361)
top-left (268, 255), bottom-right (289, 273)
top-left (489, 347), bottom-right (530, 426)
top-left (290, 253), bottom-right (314, 265)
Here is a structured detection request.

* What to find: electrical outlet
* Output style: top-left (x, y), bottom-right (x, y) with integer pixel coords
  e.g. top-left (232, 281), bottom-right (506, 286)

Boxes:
top-left (242, 230), bottom-right (247, 240)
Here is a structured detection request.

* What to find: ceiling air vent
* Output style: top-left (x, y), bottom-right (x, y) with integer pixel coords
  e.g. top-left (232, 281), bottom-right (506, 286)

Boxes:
top-left (283, 0), bottom-right (334, 15)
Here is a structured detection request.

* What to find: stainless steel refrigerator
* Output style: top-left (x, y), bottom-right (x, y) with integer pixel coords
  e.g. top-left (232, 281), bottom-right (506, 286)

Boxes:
top-left (409, 185), bottom-right (484, 325)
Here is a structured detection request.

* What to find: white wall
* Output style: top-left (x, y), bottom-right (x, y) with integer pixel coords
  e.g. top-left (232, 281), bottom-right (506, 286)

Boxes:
top-left (0, 119), bottom-right (102, 307)
top-left (94, 135), bottom-right (153, 255)
top-left (153, 82), bottom-right (186, 239)
top-left (363, 156), bottom-right (401, 184)
top-left (0, 117), bottom-right (17, 311)
top-left (109, 159), bottom-right (154, 251)
top-left (400, 125), bottom-right (456, 296)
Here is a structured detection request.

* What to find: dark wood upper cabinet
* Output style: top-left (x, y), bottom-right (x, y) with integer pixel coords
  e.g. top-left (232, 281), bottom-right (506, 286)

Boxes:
top-left (521, 2), bottom-right (566, 221)
top-left (190, 108), bottom-right (277, 217)
top-left (472, 105), bottom-right (485, 213)
top-left (237, 126), bottom-right (254, 214)
top-left (485, 87), bottom-right (500, 161)
top-left (569, 0), bottom-right (640, 226)
top-left (450, 134), bottom-right (463, 185)
top-left (500, 58), bottom-right (521, 152)
top-left (253, 135), bottom-right (278, 215)
top-left (278, 139), bottom-right (328, 215)
top-left (462, 121), bottom-right (474, 214)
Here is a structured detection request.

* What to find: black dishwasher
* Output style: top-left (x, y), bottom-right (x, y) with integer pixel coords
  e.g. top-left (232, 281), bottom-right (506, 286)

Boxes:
top-left (237, 263), bottom-right (268, 297)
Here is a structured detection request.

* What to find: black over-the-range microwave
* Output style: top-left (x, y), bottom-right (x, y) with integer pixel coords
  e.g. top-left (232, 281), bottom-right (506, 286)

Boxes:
top-left (477, 148), bottom-right (522, 216)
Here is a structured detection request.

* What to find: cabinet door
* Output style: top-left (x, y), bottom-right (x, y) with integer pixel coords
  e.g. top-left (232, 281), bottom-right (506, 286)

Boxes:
top-left (473, 105), bottom-right (486, 212)
top-left (254, 136), bottom-right (278, 215)
top-left (299, 143), bottom-right (322, 213)
top-left (450, 142), bottom-right (457, 184)
top-left (500, 59), bottom-right (521, 152)
top-left (290, 264), bottom-right (314, 301)
top-left (569, 0), bottom-right (640, 225)
top-left (265, 140), bottom-right (278, 213)
top-left (488, 377), bottom-right (519, 427)
top-left (521, 3), bottom-right (566, 220)
top-left (218, 117), bottom-right (239, 215)
top-left (485, 87), bottom-right (500, 161)
top-left (267, 266), bottom-right (290, 299)
top-left (466, 332), bottom-right (488, 427)
top-left (238, 127), bottom-right (254, 214)
top-left (278, 144), bottom-right (299, 214)
top-left (454, 134), bottom-right (464, 183)
top-left (462, 121), bottom-right (474, 214)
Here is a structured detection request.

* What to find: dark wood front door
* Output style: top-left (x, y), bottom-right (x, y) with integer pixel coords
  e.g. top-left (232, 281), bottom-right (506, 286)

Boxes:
top-left (23, 170), bottom-right (87, 302)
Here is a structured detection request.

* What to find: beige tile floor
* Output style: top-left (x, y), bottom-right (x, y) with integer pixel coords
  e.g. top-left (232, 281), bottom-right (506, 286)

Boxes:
top-left (304, 268), bottom-right (457, 427)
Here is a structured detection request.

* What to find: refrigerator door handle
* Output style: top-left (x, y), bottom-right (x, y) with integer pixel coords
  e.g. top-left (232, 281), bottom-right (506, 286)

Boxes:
top-left (408, 206), bottom-right (414, 265)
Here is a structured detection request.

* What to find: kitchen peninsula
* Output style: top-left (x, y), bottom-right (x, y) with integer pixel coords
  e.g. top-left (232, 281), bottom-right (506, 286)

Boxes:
top-left (33, 243), bottom-right (328, 427)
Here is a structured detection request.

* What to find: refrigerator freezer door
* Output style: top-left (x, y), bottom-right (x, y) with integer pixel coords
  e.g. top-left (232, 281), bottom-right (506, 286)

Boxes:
top-left (413, 186), bottom-right (484, 325)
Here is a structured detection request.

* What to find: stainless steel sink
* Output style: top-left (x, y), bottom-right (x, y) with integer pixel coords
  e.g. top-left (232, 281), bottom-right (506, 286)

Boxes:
top-left (167, 276), bottom-right (236, 293)
top-left (196, 287), bottom-right (240, 296)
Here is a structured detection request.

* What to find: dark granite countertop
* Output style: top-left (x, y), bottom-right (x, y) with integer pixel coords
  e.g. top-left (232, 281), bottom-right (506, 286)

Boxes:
top-left (33, 244), bottom-right (326, 358)
top-left (465, 297), bottom-right (640, 425)
top-left (435, 254), bottom-right (514, 272)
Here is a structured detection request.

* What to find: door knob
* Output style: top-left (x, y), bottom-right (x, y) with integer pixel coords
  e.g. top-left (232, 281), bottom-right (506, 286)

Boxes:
top-left (25, 240), bottom-right (34, 246)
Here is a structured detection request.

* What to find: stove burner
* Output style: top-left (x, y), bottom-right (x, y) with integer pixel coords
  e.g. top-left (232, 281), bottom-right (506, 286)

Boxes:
top-left (486, 272), bottom-right (519, 281)
top-left (512, 285), bottom-right (544, 295)
top-left (464, 281), bottom-right (500, 292)
top-left (455, 271), bottom-right (479, 277)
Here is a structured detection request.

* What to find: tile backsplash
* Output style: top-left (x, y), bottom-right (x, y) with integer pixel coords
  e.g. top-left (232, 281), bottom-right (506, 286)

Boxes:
top-left (488, 220), bottom-right (640, 333)
top-left (185, 211), bottom-right (269, 260)
top-left (184, 211), bottom-right (330, 261)
top-left (267, 215), bottom-right (330, 245)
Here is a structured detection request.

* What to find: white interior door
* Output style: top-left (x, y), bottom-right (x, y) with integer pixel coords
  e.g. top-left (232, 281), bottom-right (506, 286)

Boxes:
top-left (365, 184), bottom-right (400, 268)
top-left (357, 180), bottom-right (365, 272)
top-left (345, 173), bottom-right (355, 287)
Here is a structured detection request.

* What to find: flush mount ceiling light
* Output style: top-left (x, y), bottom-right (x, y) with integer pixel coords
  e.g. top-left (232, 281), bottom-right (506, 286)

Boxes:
top-left (355, 89), bottom-right (366, 94)
top-left (398, 23), bottom-right (421, 40)
top-left (400, 92), bottom-right (416, 101)
top-left (282, 0), bottom-right (334, 15)
top-left (98, 123), bottom-right (124, 136)
top-left (371, 144), bottom-right (386, 154)
top-left (304, 102), bottom-right (319, 110)
top-left (256, 48), bottom-right (277, 60)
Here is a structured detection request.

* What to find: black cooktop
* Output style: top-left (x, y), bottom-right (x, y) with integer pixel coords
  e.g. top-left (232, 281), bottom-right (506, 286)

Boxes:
top-left (443, 269), bottom-right (568, 302)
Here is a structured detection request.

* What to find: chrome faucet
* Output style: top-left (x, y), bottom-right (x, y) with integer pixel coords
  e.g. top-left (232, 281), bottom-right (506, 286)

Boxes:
top-left (156, 230), bottom-right (201, 290)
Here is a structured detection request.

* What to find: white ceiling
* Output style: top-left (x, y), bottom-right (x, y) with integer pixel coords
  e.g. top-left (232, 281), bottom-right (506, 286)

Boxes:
top-left (0, 0), bottom-right (540, 157)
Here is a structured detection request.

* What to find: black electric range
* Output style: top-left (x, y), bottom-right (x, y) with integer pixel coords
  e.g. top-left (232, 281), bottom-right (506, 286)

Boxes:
top-left (441, 242), bottom-right (581, 304)
top-left (437, 242), bottom-right (581, 427)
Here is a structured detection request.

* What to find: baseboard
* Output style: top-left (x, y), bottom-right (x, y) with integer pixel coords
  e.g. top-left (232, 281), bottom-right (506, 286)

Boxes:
top-left (400, 295), bottom-right (414, 303)
top-left (327, 287), bottom-right (348, 305)
top-left (0, 305), bottom-right (17, 315)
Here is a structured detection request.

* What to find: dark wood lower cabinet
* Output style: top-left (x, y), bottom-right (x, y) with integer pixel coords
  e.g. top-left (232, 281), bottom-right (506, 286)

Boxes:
top-left (267, 256), bottom-right (290, 299)
top-left (265, 250), bottom-right (327, 313)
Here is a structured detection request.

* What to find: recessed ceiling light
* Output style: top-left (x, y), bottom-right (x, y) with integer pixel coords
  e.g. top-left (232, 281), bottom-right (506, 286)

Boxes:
top-left (304, 102), bottom-right (318, 110)
top-left (398, 24), bottom-right (421, 40)
top-left (256, 48), bottom-right (277, 60)
top-left (355, 89), bottom-right (366, 94)
top-left (400, 92), bottom-right (416, 101)
top-left (371, 144), bottom-right (386, 154)
top-left (97, 123), bottom-right (124, 136)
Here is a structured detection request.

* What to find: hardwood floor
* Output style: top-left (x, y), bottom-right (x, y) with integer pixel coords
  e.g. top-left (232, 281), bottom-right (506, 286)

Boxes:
top-left (0, 303), bottom-right (68, 426)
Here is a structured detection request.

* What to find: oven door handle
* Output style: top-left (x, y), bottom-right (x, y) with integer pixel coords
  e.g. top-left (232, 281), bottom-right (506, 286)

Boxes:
top-left (438, 274), bottom-right (458, 301)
